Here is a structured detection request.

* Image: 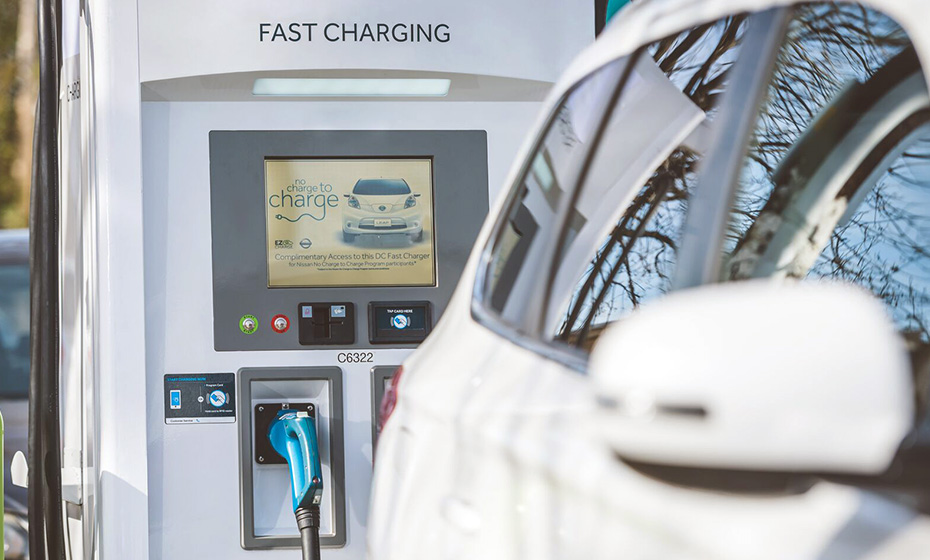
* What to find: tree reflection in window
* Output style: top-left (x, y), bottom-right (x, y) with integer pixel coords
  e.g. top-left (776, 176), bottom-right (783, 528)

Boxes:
top-left (555, 16), bottom-right (747, 350)
top-left (813, 128), bottom-right (930, 344)
top-left (723, 4), bottom-right (930, 344)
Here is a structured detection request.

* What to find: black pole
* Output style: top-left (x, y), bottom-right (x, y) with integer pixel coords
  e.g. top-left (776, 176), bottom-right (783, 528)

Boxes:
top-left (28, 0), bottom-right (64, 557)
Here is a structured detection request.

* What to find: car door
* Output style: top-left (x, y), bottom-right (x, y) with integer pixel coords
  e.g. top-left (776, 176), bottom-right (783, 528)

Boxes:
top-left (710, 2), bottom-right (930, 503)
top-left (0, 237), bottom-right (31, 509)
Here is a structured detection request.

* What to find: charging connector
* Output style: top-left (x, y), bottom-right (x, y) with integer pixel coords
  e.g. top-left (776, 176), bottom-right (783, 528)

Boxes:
top-left (268, 409), bottom-right (324, 560)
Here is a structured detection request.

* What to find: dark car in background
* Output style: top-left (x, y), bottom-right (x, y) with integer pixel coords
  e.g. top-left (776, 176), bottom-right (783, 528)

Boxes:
top-left (0, 229), bottom-right (30, 559)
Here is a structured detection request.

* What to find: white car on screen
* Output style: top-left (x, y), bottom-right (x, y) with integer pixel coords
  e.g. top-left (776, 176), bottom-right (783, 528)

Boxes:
top-left (369, 0), bottom-right (930, 559)
top-left (342, 178), bottom-right (423, 243)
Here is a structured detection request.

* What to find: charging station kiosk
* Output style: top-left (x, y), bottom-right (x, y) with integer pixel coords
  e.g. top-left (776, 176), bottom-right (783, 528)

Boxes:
top-left (28, 1), bottom-right (594, 559)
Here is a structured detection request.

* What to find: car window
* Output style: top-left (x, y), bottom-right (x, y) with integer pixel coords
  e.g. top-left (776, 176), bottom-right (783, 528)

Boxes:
top-left (0, 263), bottom-right (30, 399)
top-left (479, 57), bottom-right (630, 327)
top-left (545, 16), bottom-right (749, 351)
top-left (720, 4), bottom-right (928, 345)
top-left (353, 179), bottom-right (411, 195)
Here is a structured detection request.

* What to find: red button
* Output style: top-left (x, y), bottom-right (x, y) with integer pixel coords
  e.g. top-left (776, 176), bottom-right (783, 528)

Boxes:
top-left (271, 314), bottom-right (290, 334)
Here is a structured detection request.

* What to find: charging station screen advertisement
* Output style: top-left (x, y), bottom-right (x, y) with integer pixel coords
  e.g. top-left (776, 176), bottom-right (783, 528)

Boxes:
top-left (264, 158), bottom-right (436, 287)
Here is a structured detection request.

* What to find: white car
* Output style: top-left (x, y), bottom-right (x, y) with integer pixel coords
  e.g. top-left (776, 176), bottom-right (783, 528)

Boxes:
top-left (342, 178), bottom-right (423, 243)
top-left (0, 230), bottom-right (29, 506)
top-left (369, 0), bottom-right (930, 559)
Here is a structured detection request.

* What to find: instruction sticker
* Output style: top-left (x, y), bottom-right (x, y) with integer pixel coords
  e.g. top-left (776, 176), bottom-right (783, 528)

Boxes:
top-left (264, 158), bottom-right (436, 288)
top-left (164, 373), bottom-right (236, 424)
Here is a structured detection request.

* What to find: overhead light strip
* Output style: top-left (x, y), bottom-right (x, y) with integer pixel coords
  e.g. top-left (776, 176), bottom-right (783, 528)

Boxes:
top-left (252, 78), bottom-right (451, 97)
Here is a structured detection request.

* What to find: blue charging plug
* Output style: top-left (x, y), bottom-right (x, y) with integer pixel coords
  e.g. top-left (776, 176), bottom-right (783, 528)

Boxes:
top-left (268, 409), bottom-right (324, 560)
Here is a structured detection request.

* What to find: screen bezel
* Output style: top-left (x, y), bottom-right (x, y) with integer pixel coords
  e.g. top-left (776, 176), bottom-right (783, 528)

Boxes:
top-left (209, 130), bottom-right (489, 351)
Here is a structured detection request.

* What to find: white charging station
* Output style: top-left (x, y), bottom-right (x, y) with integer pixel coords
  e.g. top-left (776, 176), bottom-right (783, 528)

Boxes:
top-left (43, 1), bottom-right (594, 559)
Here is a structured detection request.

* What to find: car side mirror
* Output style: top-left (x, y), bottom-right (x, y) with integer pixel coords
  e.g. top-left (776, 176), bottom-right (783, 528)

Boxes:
top-left (590, 281), bottom-right (914, 477)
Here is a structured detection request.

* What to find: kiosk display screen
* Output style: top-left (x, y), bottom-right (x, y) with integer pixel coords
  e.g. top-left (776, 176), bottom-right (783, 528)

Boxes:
top-left (264, 158), bottom-right (436, 288)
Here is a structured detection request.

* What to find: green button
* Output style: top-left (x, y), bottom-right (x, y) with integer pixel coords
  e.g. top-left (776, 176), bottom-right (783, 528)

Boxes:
top-left (239, 314), bottom-right (259, 335)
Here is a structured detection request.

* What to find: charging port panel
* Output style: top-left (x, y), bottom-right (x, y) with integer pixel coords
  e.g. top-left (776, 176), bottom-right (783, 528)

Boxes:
top-left (238, 367), bottom-right (346, 549)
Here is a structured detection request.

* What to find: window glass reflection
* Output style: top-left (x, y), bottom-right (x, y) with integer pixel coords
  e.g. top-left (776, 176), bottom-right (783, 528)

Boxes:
top-left (484, 59), bottom-right (628, 325)
top-left (549, 16), bottom-right (748, 350)
top-left (722, 4), bottom-right (930, 344)
top-left (0, 263), bottom-right (30, 398)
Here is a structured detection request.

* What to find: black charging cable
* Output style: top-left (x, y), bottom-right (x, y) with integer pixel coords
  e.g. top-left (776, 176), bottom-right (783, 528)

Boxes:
top-left (296, 505), bottom-right (322, 560)
top-left (29, 0), bottom-right (65, 558)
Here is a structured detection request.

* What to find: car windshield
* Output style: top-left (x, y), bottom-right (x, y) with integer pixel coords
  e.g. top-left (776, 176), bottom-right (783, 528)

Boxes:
top-left (353, 179), bottom-right (411, 195)
top-left (0, 263), bottom-right (30, 399)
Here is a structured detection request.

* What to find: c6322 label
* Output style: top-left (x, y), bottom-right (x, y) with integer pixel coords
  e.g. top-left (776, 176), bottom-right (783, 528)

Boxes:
top-left (337, 352), bottom-right (374, 364)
